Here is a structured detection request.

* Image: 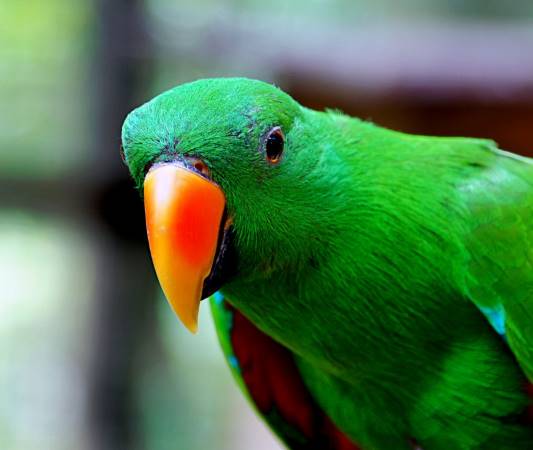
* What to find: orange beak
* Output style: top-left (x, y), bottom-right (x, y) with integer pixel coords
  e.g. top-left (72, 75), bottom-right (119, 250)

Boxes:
top-left (144, 163), bottom-right (226, 333)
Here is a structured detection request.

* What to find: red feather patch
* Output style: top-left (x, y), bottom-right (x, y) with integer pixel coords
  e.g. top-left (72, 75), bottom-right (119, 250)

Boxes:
top-left (227, 303), bottom-right (361, 449)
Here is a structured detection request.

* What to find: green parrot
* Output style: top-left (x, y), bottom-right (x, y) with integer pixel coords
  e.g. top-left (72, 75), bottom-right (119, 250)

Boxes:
top-left (121, 78), bottom-right (533, 450)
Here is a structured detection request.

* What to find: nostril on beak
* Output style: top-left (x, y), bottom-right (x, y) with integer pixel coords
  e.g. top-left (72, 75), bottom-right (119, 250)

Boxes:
top-left (185, 156), bottom-right (211, 179)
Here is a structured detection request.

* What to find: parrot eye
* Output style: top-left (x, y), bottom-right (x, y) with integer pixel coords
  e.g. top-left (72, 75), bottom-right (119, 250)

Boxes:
top-left (264, 127), bottom-right (284, 164)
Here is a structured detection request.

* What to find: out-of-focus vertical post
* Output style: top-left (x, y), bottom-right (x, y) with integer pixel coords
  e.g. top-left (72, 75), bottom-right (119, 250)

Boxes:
top-left (86, 0), bottom-right (155, 449)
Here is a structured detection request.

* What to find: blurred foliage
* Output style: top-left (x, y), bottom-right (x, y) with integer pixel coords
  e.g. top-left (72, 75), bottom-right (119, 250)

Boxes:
top-left (0, 212), bottom-right (95, 450)
top-left (0, 0), bottom-right (91, 179)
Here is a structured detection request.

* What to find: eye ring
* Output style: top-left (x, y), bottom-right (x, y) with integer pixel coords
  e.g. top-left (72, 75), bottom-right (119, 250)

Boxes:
top-left (263, 126), bottom-right (284, 164)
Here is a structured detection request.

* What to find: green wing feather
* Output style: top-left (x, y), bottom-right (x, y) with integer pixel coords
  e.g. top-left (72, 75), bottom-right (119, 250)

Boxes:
top-left (209, 293), bottom-right (362, 450)
top-left (461, 147), bottom-right (533, 380)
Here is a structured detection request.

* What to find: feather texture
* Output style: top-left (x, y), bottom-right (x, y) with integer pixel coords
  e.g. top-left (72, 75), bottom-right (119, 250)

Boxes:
top-left (122, 78), bottom-right (533, 449)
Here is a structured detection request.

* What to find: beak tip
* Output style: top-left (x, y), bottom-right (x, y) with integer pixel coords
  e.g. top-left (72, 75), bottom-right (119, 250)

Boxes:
top-left (185, 319), bottom-right (199, 334)
top-left (174, 303), bottom-right (200, 334)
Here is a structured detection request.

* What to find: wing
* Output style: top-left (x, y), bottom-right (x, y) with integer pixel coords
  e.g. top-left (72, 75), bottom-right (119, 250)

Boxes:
top-left (209, 292), bottom-right (361, 450)
top-left (461, 147), bottom-right (533, 380)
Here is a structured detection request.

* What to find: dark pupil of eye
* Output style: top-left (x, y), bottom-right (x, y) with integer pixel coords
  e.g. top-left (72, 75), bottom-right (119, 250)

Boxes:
top-left (266, 132), bottom-right (284, 161)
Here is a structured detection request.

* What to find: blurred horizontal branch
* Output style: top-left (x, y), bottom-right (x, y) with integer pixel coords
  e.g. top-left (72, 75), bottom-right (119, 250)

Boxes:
top-left (147, 8), bottom-right (533, 102)
top-left (278, 22), bottom-right (533, 103)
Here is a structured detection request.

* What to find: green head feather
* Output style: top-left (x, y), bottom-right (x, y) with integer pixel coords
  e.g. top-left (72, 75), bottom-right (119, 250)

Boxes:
top-left (122, 78), bottom-right (352, 280)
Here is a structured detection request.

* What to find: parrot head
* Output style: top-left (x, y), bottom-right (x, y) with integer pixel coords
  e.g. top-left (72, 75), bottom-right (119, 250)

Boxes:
top-left (121, 78), bottom-right (340, 332)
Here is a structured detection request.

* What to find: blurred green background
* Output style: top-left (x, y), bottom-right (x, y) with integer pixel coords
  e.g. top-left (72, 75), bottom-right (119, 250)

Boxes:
top-left (2, 1), bottom-right (533, 449)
